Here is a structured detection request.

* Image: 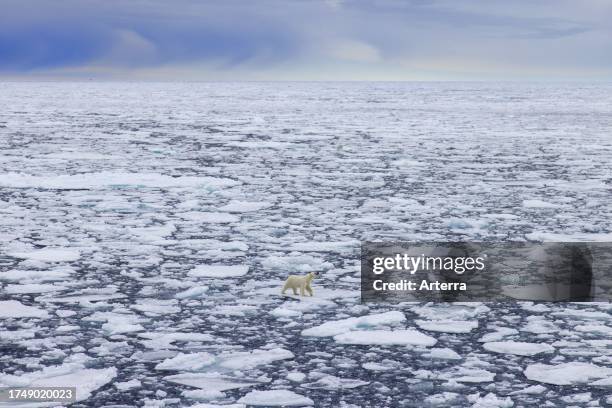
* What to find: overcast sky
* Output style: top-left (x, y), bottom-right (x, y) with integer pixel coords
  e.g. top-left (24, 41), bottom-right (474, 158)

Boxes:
top-left (1, 0), bottom-right (611, 80)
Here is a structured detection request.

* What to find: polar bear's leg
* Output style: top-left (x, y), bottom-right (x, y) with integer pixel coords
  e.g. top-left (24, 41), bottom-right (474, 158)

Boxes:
top-left (306, 284), bottom-right (313, 296)
top-left (281, 281), bottom-right (289, 295)
top-left (300, 283), bottom-right (306, 296)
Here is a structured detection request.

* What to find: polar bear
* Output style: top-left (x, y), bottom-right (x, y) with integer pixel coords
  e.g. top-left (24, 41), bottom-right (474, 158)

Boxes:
top-left (282, 272), bottom-right (319, 296)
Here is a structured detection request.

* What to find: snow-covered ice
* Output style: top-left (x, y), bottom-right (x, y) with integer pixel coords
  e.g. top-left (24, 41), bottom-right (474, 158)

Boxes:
top-left (164, 374), bottom-right (262, 392)
top-left (189, 265), bottom-right (249, 278)
top-left (0, 354), bottom-right (116, 403)
top-left (524, 362), bottom-right (612, 385)
top-left (7, 248), bottom-right (80, 263)
top-left (301, 311), bottom-right (406, 337)
top-left (470, 393), bottom-right (514, 408)
top-left (237, 390), bottom-right (314, 406)
top-left (304, 374), bottom-right (369, 390)
top-left (218, 200), bottom-right (272, 213)
top-left (156, 348), bottom-right (294, 372)
top-left (0, 300), bottom-right (49, 319)
top-left (425, 348), bottom-right (462, 360)
top-left (334, 329), bottom-right (437, 346)
top-left (416, 319), bottom-right (478, 333)
top-left (483, 341), bottom-right (554, 356)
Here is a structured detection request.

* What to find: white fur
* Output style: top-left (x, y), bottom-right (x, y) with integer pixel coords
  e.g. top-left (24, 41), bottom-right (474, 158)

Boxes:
top-left (282, 272), bottom-right (317, 296)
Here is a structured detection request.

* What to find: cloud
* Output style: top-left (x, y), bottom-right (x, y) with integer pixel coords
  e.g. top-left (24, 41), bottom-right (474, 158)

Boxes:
top-left (327, 40), bottom-right (381, 63)
top-left (0, 0), bottom-right (610, 80)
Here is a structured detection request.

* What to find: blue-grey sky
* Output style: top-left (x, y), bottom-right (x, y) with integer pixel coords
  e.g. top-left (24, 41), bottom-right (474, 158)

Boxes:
top-left (1, 0), bottom-right (611, 80)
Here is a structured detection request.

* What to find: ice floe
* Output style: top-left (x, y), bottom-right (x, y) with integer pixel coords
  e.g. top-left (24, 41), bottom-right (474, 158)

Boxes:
top-left (333, 330), bottom-right (437, 347)
top-left (156, 352), bottom-right (216, 371)
top-left (522, 199), bottom-right (559, 208)
top-left (469, 393), bottom-right (514, 408)
top-left (182, 212), bottom-right (240, 223)
top-left (304, 374), bottom-right (368, 390)
top-left (287, 372), bottom-right (306, 382)
top-left (452, 368), bottom-right (496, 383)
top-left (218, 200), bottom-right (272, 212)
top-left (115, 378), bottom-right (142, 391)
top-left (479, 328), bottom-right (518, 342)
top-left (165, 374), bottom-right (262, 392)
top-left (7, 248), bottom-right (80, 262)
top-left (237, 390), bottom-right (314, 406)
top-left (301, 311), bottom-right (405, 337)
top-left (189, 265), bottom-right (249, 278)
top-left (4, 283), bottom-right (68, 294)
top-left (138, 332), bottom-right (215, 349)
top-left (156, 348), bottom-right (294, 372)
top-left (0, 354), bottom-right (116, 403)
top-left (524, 362), bottom-right (612, 385)
top-left (425, 348), bottom-right (462, 360)
top-left (483, 341), bottom-right (554, 356)
top-left (84, 311), bottom-right (146, 335)
top-left (175, 286), bottom-right (209, 299)
top-left (0, 300), bottom-right (49, 319)
top-left (416, 319), bottom-right (478, 334)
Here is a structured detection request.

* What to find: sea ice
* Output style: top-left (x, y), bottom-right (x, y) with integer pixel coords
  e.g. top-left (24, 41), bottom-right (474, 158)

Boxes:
top-left (425, 348), bottom-right (462, 360)
top-left (218, 200), bottom-right (272, 212)
top-left (362, 362), bottom-right (396, 371)
top-left (424, 392), bottom-right (461, 406)
top-left (470, 393), bottom-right (514, 408)
top-left (155, 352), bottom-right (216, 371)
top-left (0, 172), bottom-right (238, 189)
top-left (0, 268), bottom-right (73, 282)
top-left (479, 328), bottom-right (518, 342)
top-left (156, 348), bottom-right (294, 371)
top-left (0, 356), bottom-right (116, 403)
top-left (574, 324), bottom-right (612, 336)
top-left (522, 199), bottom-right (559, 208)
top-left (287, 372), bottom-right (306, 382)
top-left (189, 265), bottom-right (249, 278)
top-left (261, 255), bottom-right (332, 273)
top-left (139, 332), bottom-right (215, 349)
top-left (237, 390), bottom-right (314, 406)
top-left (182, 212), bottom-right (239, 223)
top-left (416, 319), bottom-right (478, 333)
top-left (7, 248), bottom-right (80, 262)
top-left (3, 81), bottom-right (612, 407)
top-left (218, 348), bottom-right (294, 370)
top-left (301, 311), bottom-right (405, 337)
top-left (132, 298), bottom-right (180, 314)
top-left (524, 362), bottom-right (612, 385)
top-left (333, 329), bottom-right (437, 347)
top-left (115, 379), bottom-right (142, 391)
top-left (85, 311), bottom-right (145, 335)
top-left (164, 374), bottom-right (261, 391)
top-left (175, 286), bottom-right (209, 299)
top-left (0, 300), bottom-right (49, 319)
top-left (483, 341), bottom-right (554, 356)
top-left (270, 307), bottom-right (302, 318)
top-left (304, 374), bottom-right (368, 390)
top-left (508, 385), bottom-right (547, 395)
top-left (448, 368), bottom-right (496, 383)
top-left (4, 283), bottom-right (68, 294)
top-left (285, 240), bottom-right (359, 253)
